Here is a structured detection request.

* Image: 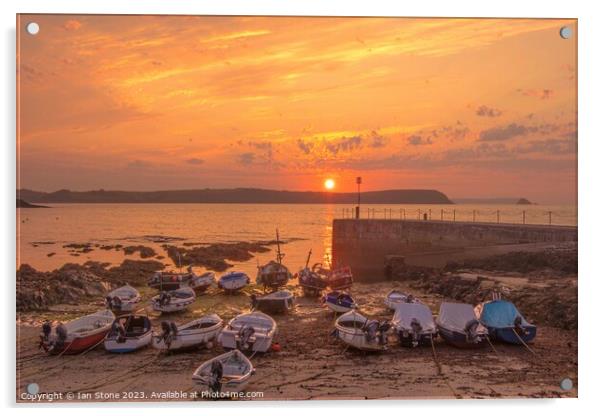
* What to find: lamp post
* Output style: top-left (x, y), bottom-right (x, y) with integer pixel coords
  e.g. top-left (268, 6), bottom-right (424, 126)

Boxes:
top-left (356, 176), bottom-right (362, 219)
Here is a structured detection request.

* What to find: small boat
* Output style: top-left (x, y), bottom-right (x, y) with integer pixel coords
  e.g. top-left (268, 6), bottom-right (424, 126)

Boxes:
top-left (296, 250), bottom-right (328, 297)
top-left (436, 302), bottom-right (488, 349)
top-left (148, 268), bottom-right (194, 291)
top-left (391, 302), bottom-right (437, 347)
top-left (326, 266), bottom-right (353, 290)
top-left (39, 310), bottom-right (115, 355)
top-left (153, 314), bottom-right (223, 351)
top-left (192, 349), bottom-right (254, 394)
top-left (189, 271), bottom-right (216, 294)
top-left (256, 229), bottom-right (292, 289)
top-left (476, 299), bottom-right (537, 345)
top-left (384, 290), bottom-right (420, 311)
top-left (151, 286), bottom-right (196, 313)
top-left (219, 311), bottom-right (277, 353)
top-left (332, 310), bottom-right (391, 351)
top-left (322, 291), bottom-right (357, 313)
top-left (218, 271), bottom-right (250, 294)
top-left (105, 284), bottom-right (141, 313)
top-left (251, 290), bottom-right (294, 314)
top-left (104, 314), bottom-right (152, 353)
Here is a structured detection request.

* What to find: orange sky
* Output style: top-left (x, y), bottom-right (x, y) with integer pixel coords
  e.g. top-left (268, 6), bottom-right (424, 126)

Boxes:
top-left (17, 15), bottom-right (577, 204)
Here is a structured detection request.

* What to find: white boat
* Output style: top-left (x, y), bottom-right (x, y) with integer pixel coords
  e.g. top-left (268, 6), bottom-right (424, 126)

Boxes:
top-left (391, 302), bottom-right (437, 347)
top-left (151, 286), bottom-right (196, 313)
top-left (436, 302), bottom-right (489, 349)
top-left (218, 271), bottom-right (250, 294)
top-left (104, 314), bottom-right (152, 353)
top-left (189, 271), bottom-right (216, 293)
top-left (192, 350), bottom-right (255, 394)
top-left (384, 290), bottom-right (420, 311)
top-left (153, 314), bottom-right (224, 351)
top-left (219, 311), bottom-right (277, 353)
top-left (332, 310), bottom-right (391, 351)
top-left (256, 229), bottom-right (292, 289)
top-left (105, 284), bottom-right (141, 312)
top-left (322, 291), bottom-right (357, 313)
top-left (39, 310), bottom-right (115, 355)
top-left (251, 290), bottom-right (294, 314)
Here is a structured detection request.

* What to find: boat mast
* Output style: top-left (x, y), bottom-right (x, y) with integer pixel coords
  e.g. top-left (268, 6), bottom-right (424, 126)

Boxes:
top-left (305, 249), bottom-right (312, 268)
top-left (276, 229), bottom-right (284, 264)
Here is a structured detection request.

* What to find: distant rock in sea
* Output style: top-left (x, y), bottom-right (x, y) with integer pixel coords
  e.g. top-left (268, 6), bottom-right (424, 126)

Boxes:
top-left (516, 198), bottom-right (533, 205)
top-left (16, 198), bottom-right (48, 208)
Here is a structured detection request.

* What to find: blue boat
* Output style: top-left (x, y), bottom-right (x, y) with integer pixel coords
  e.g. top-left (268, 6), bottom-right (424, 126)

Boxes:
top-left (477, 299), bottom-right (537, 345)
top-left (322, 291), bottom-right (357, 313)
top-left (218, 272), bottom-right (250, 294)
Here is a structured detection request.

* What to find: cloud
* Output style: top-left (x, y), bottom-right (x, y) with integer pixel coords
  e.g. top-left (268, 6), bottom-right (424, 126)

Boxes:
top-left (297, 139), bottom-right (314, 154)
top-left (407, 135), bottom-right (432, 146)
top-left (479, 123), bottom-right (531, 142)
top-left (186, 158), bottom-right (204, 165)
top-left (370, 132), bottom-right (387, 148)
top-left (475, 105), bottom-right (502, 117)
top-left (325, 135), bottom-right (362, 155)
top-left (237, 152), bottom-right (256, 165)
top-left (127, 159), bottom-right (153, 169)
top-left (517, 88), bottom-right (554, 100)
top-left (516, 138), bottom-right (576, 155)
top-left (63, 20), bottom-right (82, 31)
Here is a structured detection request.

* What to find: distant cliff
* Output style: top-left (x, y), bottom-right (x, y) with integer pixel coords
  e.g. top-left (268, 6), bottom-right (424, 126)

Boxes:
top-left (16, 198), bottom-right (48, 208)
top-left (453, 197), bottom-right (534, 205)
top-left (17, 188), bottom-right (453, 204)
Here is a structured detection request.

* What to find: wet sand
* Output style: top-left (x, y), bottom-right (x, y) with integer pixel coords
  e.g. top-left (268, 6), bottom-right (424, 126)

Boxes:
top-left (16, 281), bottom-right (577, 402)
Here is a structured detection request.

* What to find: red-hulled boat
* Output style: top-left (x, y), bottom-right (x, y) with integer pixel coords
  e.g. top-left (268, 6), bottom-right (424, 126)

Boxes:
top-left (39, 310), bottom-right (115, 355)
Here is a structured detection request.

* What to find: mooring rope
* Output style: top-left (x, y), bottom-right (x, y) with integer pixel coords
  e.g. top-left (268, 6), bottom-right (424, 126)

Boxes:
top-left (485, 335), bottom-right (501, 358)
top-left (430, 336), bottom-right (443, 376)
top-left (511, 328), bottom-right (537, 356)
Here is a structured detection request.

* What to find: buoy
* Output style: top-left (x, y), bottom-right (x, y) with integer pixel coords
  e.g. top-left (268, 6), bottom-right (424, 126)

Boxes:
top-left (271, 342), bottom-right (281, 352)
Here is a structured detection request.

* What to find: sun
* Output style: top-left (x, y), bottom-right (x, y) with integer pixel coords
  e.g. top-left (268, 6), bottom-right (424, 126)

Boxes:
top-left (324, 178), bottom-right (335, 190)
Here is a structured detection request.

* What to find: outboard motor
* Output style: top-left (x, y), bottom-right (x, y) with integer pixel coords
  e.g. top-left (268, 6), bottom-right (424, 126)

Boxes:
top-left (513, 315), bottom-right (525, 336)
top-left (112, 296), bottom-right (122, 309)
top-left (169, 322), bottom-right (178, 336)
top-left (410, 318), bottom-right (423, 347)
top-left (54, 323), bottom-right (68, 350)
top-left (105, 296), bottom-right (113, 310)
top-left (250, 294), bottom-right (258, 310)
top-left (160, 321), bottom-right (175, 348)
top-left (209, 360), bottom-right (224, 393)
top-left (238, 325), bottom-right (255, 351)
top-left (159, 292), bottom-right (171, 307)
top-left (377, 321), bottom-right (391, 346)
top-left (406, 294), bottom-right (415, 304)
top-left (364, 320), bottom-right (380, 343)
top-left (465, 319), bottom-right (481, 343)
top-left (39, 321), bottom-right (52, 351)
top-left (111, 321), bottom-right (127, 343)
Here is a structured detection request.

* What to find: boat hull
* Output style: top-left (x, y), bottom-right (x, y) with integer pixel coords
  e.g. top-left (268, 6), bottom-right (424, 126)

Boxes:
top-left (437, 326), bottom-right (488, 349)
top-left (153, 328), bottom-right (222, 351)
top-left (104, 332), bottom-right (152, 353)
top-left (254, 299), bottom-right (292, 314)
top-left (151, 299), bottom-right (194, 313)
top-left (397, 331), bottom-right (436, 348)
top-left (335, 330), bottom-right (386, 351)
top-left (487, 325), bottom-right (537, 344)
top-left (48, 329), bottom-right (110, 355)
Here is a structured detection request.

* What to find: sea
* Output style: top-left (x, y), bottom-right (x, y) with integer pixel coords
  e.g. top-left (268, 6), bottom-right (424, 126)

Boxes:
top-left (17, 203), bottom-right (577, 276)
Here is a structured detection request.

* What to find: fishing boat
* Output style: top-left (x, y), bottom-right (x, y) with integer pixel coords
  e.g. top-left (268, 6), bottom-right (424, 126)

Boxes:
top-left (384, 290), bottom-right (420, 311)
top-left (153, 314), bottom-right (223, 351)
top-left (256, 229), bottom-right (292, 289)
top-left (218, 271), bottom-right (250, 294)
top-left (148, 267), bottom-right (194, 291)
top-left (105, 284), bottom-right (141, 313)
top-left (296, 250), bottom-right (328, 297)
top-left (104, 314), bottom-right (152, 353)
top-left (391, 302), bottom-right (437, 347)
top-left (476, 299), bottom-right (537, 345)
top-left (219, 311), bottom-right (277, 353)
top-left (151, 286), bottom-right (196, 313)
top-left (189, 271), bottom-right (216, 294)
top-left (326, 266), bottom-right (353, 290)
top-left (251, 290), bottom-right (294, 314)
top-left (192, 350), bottom-right (255, 394)
top-left (332, 310), bottom-right (391, 351)
top-left (322, 291), bottom-right (357, 313)
top-left (39, 310), bottom-right (115, 355)
top-left (436, 302), bottom-right (488, 349)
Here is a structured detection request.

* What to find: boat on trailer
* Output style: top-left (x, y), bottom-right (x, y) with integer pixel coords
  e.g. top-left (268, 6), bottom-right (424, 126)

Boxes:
top-left (151, 286), bottom-right (196, 313)
top-left (39, 310), bottom-right (115, 355)
top-left (189, 271), bottom-right (216, 294)
top-left (192, 350), bottom-right (255, 394)
top-left (332, 310), bottom-right (391, 351)
top-left (219, 311), bottom-right (277, 353)
top-left (297, 250), bottom-right (328, 297)
top-left (218, 271), bottom-right (250, 294)
top-left (153, 314), bottom-right (223, 351)
top-left (436, 302), bottom-right (488, 349)
top-left (322, 291), bottom-right (357, 313)
top-left (105, 284), bottom-right (141, 313)
top-left (384, 289), bottom-right (420, 311)
top-left (476, 298), bottom-right (536, 345)
top-left (104, 314), bottom-right (152, 353)
top-left (256, 229), bottom-right (292, 289)
top-left (391, 302), bottom-right (437, 347)
top-left (251, 290), bottom-right (294, 314)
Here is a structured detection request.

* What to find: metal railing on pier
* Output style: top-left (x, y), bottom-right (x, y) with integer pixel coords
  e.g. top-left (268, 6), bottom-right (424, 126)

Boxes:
top-left (338, 207), bottom-right (577, 227)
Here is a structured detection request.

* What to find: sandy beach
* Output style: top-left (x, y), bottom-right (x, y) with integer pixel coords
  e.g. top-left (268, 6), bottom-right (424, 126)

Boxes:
top-left (16, 275), bottom-right (577, 402)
